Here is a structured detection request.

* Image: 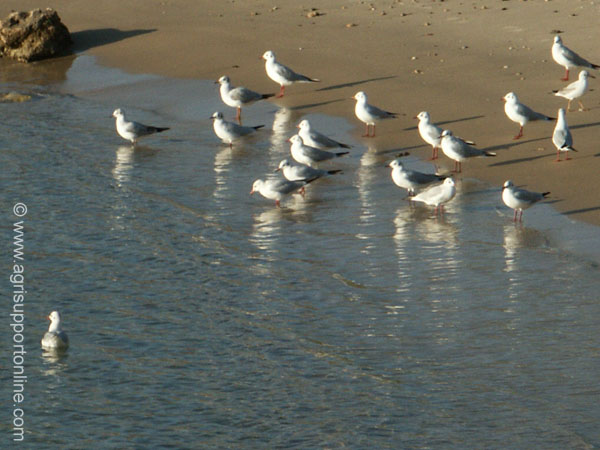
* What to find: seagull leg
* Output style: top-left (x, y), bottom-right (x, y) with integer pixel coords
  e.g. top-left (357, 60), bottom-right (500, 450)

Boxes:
top-left (519, 210), bottom-right (523, 222)
top-left (429, 147), bottom-right (438, 160)
top-left (566, 99), bottom-right (572, 112)
top-left (565, 152), bottom-right (572, 161)
top-left (555, 150), bottom-right (562, 162)
top-left (561, 68), bottom-right (569, 81)
top-left (362, 124), bottom-right (370, 137)
top-left (513, 126), bottom-right (523, 140)
top-left (578, 100), bottom-right (588, 112)
top-left (236, 107), bottom-right (242, 124)
top-left (276, 85), bottom-right (285, 98)
top-left (513, 209), bottom-right (518, 222)
top-left (275, 200), bottom-right (281, 207)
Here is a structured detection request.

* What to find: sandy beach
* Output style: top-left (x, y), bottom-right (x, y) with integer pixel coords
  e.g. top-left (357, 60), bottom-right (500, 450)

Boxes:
top-left (4, 0), bottom-right (600, 224)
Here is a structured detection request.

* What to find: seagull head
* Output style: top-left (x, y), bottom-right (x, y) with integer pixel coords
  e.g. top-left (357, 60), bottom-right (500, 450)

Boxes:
top-left (444, 178), bottom-right (455, 187)
top-left (440, 129), bottom-right (453, 138)
top-left (388, 159), bottom-right (404, 169)
top-left (352, 91), bottom-right (367, 102)
top-left (297, 119), bottom-right (310, 130)
top-left (216, 75), bottom-right (230, 85)
top-left (262, 50), bottom-right (275, 61)
top-left (416, 111), bottom-right (430, 121)
top-left (250, 179), bottom-right (263, 195)
top-left (112, 108), bottom-right (124, 119)
top-left (276, 159), bottom-right (292, 172)
top-left (503, 180), bottom-right (514, 190)
top-left (580, 70), bottom-right (594, 80)
top-left (553, 35), bottom-right (562, 45)
top-left (503, 92), bottom-right (517, 103)
top-left (210, 112), bottom-right (224, 121)
top-left (47, 311), bottom-right (62, 332)
top-left (288, 134), bottom-right (303, 145)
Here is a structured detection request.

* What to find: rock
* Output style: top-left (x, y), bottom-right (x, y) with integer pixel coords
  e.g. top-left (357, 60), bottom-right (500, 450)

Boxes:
top-left (0, 8), bottom-right (72, 62)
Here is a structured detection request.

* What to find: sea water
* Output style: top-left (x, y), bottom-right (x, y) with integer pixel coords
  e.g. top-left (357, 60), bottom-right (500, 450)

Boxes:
top-left (1, 55), bottom-right (599, 448)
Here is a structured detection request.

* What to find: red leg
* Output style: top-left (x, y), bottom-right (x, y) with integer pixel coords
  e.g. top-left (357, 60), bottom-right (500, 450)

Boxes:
top-left (430, 147), bottom-right (438, 160)
top-left (372, 124), bottom-right (376, 137)
top-left (519, 210), bottom-right (523, 222)
top-left (275, 200), bottom-right (281, 207)
top-left (555, 150), bottom-right (561, 162)
top-left (561, 68), bottom-right (569, 81)
top-left (236, 107), bottom-right (242, 124)
top-left (276, 85), bottom-right (285, 98)
top-left (362, 123), bottom-right (370, 137)
top-left (513, 209), bottom-right (518, 222)
top-left (513, 126), bottom-right (523, 140)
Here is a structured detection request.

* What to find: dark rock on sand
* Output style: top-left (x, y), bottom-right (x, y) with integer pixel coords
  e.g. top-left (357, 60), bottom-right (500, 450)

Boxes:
top-left (0, 8), bottom-right (72, 62)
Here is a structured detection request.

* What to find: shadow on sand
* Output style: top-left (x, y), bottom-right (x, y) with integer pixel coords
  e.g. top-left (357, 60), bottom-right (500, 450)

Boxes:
top-left (71, 28), bottom-right (157, 53)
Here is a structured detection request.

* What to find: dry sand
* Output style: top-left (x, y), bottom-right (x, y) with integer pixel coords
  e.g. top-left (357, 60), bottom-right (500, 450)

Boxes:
top-left (4, 0), bottom-right (600, 224)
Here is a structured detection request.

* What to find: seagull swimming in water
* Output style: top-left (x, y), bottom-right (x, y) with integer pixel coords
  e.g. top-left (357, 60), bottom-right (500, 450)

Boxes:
top-left (41, 311), bottom-right (69, 351)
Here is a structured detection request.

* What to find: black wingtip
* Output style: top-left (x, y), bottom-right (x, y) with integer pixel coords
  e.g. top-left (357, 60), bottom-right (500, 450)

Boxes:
top-left (335, 151), bottom-right (350, 157)
top-left (262, 93), bottom-right (276, 99)
top-left (542, 192), bottom-right (551, 198)
top-left (155, 127), bottom-right (170, 133)
top-left (253, 125), bottom-right (266, 130)
top-left (327, 170), bottom-right (343, 175)
top-left (339, 143), bottom-right (351, 149)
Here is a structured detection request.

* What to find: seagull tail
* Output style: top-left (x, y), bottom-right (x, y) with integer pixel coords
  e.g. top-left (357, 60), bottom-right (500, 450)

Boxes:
top-left (592, 63), bottom-right (600, 70)
top-left (542, 192), bottom-right (551, 198)
top-left (335, 151), bottom-right (350, 157)
top-left (253, 125), bottom-right (266, 131)
top-left (338, 142), bottom-right (351, 149)
top-left (153, 127), bottom-right (170, 133)
top-left (262, 93), bottom-right (276, 100)
top-left (327, 169), bottom-right (343, 175)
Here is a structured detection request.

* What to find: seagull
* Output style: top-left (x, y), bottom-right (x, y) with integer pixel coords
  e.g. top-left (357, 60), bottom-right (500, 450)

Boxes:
top-left (112, 108), bottom-right (169, 145)
top-left (502, 180), bottom-right (550, 222)
top-left (440, 130), bottom-right (495, 173)
top-left (552, 108), bottom-right (577, 161)
top-left (553, 70), bottom-right (594, 112)
top-left (416, 111), bottom-right (443, 160)
top-left (297, 119), bottom-right (351, 149)
top-left (411, 178), bottom-right (456, 215)
top-left (210, 112), bottom-right (264, 147)
top-left (552, 35), bottom-right (599, 81)
top-left (41, 311), bottom-right (69, 351)
top-left (215, 75), bottom-right (274, 123)
top-left (276, 158), bottom-right (341, 182)
top-left (388, 159), bottom-right (449, 196)
top-left (250, 177), bottom-right (316, 207)
top-left (262, 50), bottom-right (319, 98)
top-left (502, 92), bottom-right (554, 140)
top-left (288, 134), bottom-right (349, 167)
top-left (352, 91), bottom-right (397, 137)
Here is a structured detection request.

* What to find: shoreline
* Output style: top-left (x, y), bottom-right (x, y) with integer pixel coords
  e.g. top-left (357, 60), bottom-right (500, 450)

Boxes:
top-left (3, 0), bottom-right (600, 225)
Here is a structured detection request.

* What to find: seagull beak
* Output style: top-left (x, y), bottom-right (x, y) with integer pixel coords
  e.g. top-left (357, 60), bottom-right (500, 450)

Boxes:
top-left (250, 189), bottom-right (255, 195)
top-left (274, 167), bottom-right (281, 172)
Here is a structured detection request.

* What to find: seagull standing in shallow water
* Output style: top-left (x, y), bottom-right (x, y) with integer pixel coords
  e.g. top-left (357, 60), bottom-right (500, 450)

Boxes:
top-left (262, 50), bottom-right (319, 98)
top-left (215, 75), bottom-right (274, 123)
top-left (352, 91), bottom-right (397, 137)
top-left (276, 158), bottom-right (341, 182)
top-left (411, 178), bottom-right (456, 216)
top-left (41, 311), bottom-right (69, 351)
top-left (112, 108), bottom-right (169, 145)
top-left (250, 178), bottom-right (315, 207)
top-left (552, 35), bottom-right (599, 81)
top-left (297, 119), bottom-right (351, 150)
top-left (502, 92), bottom-right (554, 140)
top-left (388, 159), bottom-right (448, 196)
top-left (502, 180), bottom-right (550, 222)
top-left (210, 112), bottom-right (264, 147)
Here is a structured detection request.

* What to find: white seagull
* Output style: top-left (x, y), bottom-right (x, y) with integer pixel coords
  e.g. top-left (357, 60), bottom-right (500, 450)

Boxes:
top-left (502, 92), bottom-right (554, 140)
top-left (289, 134), bottom-right (349, 167)
top-left (388, 159), bottom-right (448, 196)
top-left (41, 311), bottom-right (69, 351)
top-left (352, 91), bottom-right (397, 137)
top-left (250, 177), bottom-right (315, 207)
top-left (112, 108), bottom-right (169, 145)
top-left (411, 178), bottom-right (456, 216)
top-left (210, 112), bottom-right (264, 147)
top-left (215, 75), bottom-right (274, 123)
top-left (416, 111), bottom-right (443, 160)
top-left (262, 50), bottom-right (319, 98)
top-left (552, 108), bottom-right (577, 162)
top-left (297, 119), bottom-right (351, 149)
top-left (552, 35), bottom-right (599, 81)
top-left (502, 180), bottom-right (550, 222)
top-left (440, 130), bottom-right (495, 173)
top-left (276, 158), bottom-right (341, 182)
top-left (553, 70), bottom-right (594, 112)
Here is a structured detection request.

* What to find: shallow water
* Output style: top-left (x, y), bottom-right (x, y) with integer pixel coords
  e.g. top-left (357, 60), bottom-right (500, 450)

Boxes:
top-left (2, 55), bottom-right (599, 448)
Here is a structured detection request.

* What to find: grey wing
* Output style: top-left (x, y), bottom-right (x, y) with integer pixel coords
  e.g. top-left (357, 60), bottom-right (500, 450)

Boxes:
top-left (561, 45), bottom-right (594, 68)
top-left (226, 122), bottom-right (255, 137)
top-left (275, 62), bottom-right (310, 82)
top-left (367, 104), bottom-right (396, 119)
top-left (274, 179), bottom-right (305, 194)
top-left (553, 128), bottom-right (572, 148)
top-left (230, 86), bottom-right (262, 104)
top-left (129, 120), bottom-right (159, 137)
top-left (406, 170), bottom-right (444, 186)
top-left (304, 146), bottom-right (336, 162)
top-left (516, 103), bottom-right (550, 121)
top-left (513, 188), bottom-right (543, 204)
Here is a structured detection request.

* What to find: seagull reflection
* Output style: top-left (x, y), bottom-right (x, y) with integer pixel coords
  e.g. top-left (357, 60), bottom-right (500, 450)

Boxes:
top-left (112, 145), bottom-right (134, 185)
top-left (503, 224), bottom-right (548, 274)
top-left (270, 107), bottom-right (298, 151)
top-left (41, 349), bottom-right (69, 376)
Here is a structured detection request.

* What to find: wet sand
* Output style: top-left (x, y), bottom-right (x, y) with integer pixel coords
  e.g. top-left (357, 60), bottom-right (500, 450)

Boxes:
top-left (3, 0), bottom-right (600, 224)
